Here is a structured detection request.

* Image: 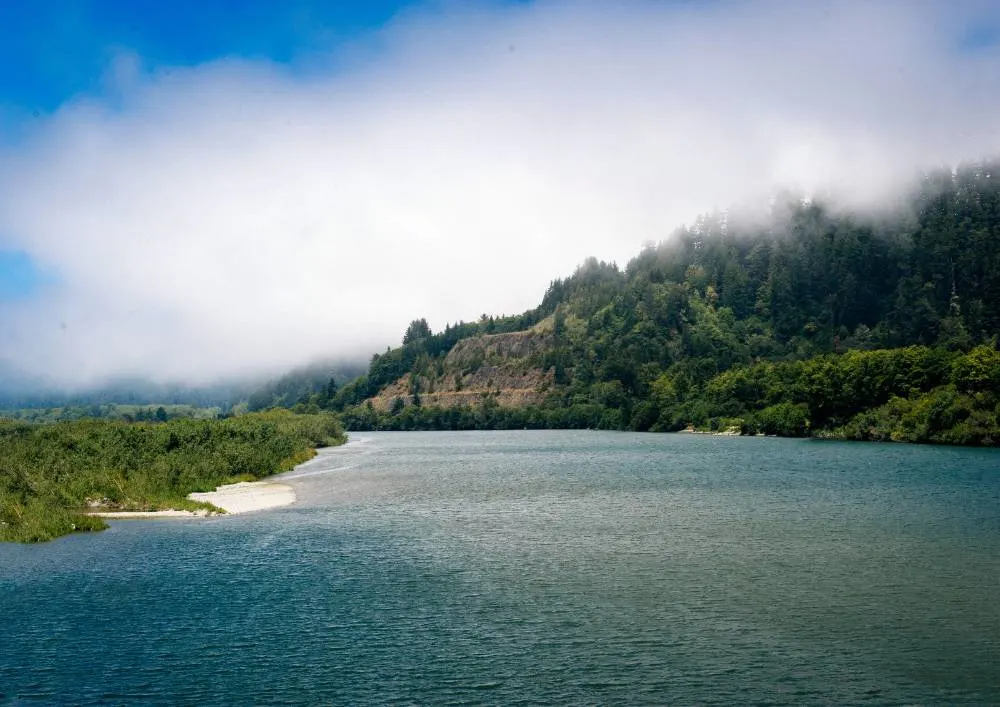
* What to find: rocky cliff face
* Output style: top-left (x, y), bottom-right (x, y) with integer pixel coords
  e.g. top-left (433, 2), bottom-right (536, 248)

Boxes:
top-left (367, 329), bottom-right (555, 411)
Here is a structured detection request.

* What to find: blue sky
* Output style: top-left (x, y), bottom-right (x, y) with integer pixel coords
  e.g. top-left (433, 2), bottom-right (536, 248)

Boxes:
top-left (0, 0), bottom-right (427, 111)
top-left (0, 0), bottom-right (434, 299)
top-left (0, 250), bottom-right (50, 299)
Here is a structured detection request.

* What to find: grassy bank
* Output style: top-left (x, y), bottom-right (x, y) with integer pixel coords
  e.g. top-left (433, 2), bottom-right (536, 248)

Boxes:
top-left (0, 411), bottom-right (345, 543)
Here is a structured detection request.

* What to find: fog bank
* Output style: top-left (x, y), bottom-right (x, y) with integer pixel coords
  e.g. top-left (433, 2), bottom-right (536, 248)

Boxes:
top-left (2, 0), bottom-right (999, 385)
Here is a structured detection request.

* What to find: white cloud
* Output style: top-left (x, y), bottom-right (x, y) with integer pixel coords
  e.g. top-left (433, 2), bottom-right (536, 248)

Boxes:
top-left (1, 0), bottom-right (999, 385)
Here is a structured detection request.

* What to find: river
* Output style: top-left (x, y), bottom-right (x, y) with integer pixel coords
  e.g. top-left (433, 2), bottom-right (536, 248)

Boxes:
top-left (2, 431), bottom-right (998, 704)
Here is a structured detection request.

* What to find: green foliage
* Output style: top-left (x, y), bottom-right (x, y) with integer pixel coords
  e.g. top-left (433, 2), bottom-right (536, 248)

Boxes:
top-left (746, 403), bottom-right (811, 437)
top-left (402, 318), bottom-right (432, 344)
top-left (674, 345), bottom-right (997, 444)
top-left (0, 404), bottom-right (223, 423)
top-left (0, 411), bottom-right (345, 543)
top-left (245, 361), bottom-right (363, 412)
top-left (340, 401), bottom-right (611, 432)
top-left (951, 343), bottom-right (1000, 393)
top-left (303, 160), bottom-right (1000, 446)
top-left (835, 386), bottom-right (998, 445)
top-left (342, 338), bottom-right (998, 445)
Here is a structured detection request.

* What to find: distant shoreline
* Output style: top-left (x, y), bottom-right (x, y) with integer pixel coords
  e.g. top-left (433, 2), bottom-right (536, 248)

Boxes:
top-left (88, 480), bottom-right (296, 519)
top-left (678, 426), bottom-right (742, 436)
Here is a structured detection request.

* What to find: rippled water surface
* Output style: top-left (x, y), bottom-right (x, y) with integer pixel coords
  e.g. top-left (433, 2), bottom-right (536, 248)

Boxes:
top-left (2, 431), bottom-right (1000, 705)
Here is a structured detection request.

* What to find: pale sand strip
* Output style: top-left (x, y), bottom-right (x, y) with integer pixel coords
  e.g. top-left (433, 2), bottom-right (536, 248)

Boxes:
top-left (89, 481), bottom-right (296, 519)
top-left (87, 509), bottom-right (210, 519)
top-left (189, 481), bottom-right (296, 514)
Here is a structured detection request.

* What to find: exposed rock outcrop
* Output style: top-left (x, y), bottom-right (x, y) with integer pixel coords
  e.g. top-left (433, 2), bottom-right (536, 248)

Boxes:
top-left (367, 329), bottom-right (555, 411)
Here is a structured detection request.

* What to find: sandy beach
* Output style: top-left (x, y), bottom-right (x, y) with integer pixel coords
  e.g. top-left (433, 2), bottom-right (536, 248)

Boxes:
top-left (88, 480), bottom-right (296, 519)
top-left (189, 481), bottom-right (296, 514)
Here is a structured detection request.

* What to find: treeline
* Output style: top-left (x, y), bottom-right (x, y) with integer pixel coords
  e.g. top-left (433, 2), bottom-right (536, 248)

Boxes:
top-left (0, 411), bottom-right (345, 543)
top-left (660, 344), bottom-right (999, 444)
top-left (1, 404), bottom-right (222, 424)
top-left (0, 361), bottom-right (366, 419)
top-left (0, 377), bottom-right (255, 410)
top-left (339, 346), bottom-right (998, 445)
top-left (335, 160), bottom-right (1000, 444)
top-left (245, 360), bottom-right (365, 413)
top-left (342, 397), bottom-right (619, 432)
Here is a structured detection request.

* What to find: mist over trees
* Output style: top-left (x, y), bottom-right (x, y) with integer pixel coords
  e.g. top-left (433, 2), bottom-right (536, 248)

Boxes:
top-left (4, 161), bottom-right (999, 445)
top-left (244, 361), bottom-right (365, 413)
top-left (331, 161), bottom-right (1000, 444)
top-left (0, 360), bottom-right (366, 421)
top-left (0, 377), bottom-right (253, 411)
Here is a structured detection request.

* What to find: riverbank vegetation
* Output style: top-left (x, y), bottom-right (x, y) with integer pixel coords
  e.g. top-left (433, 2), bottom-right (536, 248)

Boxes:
top-left (0, 411), bottom-right (345, 543)
top-left (336, 345), bottom-right (998, 445)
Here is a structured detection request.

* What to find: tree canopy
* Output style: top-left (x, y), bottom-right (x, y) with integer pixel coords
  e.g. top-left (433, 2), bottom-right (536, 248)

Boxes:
top-left (332, 160), bottom-right (1000, 445)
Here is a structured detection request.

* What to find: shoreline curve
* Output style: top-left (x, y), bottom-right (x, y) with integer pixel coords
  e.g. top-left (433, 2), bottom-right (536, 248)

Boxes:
top-left (88, 480), bottom-right (296, 519)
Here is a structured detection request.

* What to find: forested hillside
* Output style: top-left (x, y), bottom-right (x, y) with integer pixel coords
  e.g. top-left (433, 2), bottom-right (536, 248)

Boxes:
top-left (325, 161), bottom-right (1000, 444)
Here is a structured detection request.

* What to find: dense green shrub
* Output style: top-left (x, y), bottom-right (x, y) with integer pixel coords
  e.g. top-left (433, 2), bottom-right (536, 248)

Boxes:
top-left (0, 411), bottom-right (344, 543)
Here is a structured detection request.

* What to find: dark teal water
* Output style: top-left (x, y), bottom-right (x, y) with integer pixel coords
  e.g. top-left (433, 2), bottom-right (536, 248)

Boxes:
top-left (2, 432), bottom-right (999, 705)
